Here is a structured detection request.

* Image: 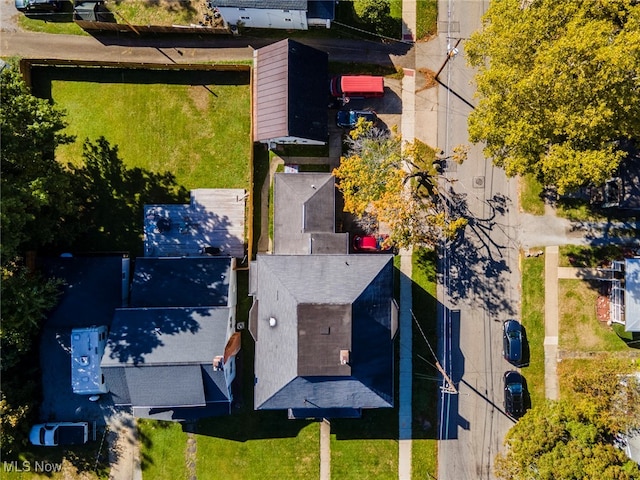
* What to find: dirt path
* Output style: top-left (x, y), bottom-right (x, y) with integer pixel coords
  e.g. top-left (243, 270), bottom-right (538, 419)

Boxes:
top-left (108, 412), bottom-right (141, 480)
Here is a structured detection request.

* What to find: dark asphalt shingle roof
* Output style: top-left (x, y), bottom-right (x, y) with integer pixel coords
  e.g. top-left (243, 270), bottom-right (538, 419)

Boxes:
top-left (126, 365), bottom-right (206, 407)
top-left (253, 39), bottom-right (328, 143)
top-left (131, 257), bottom-right (231, 308)
top-left (252, 254), bottom-right (394, 411)
top-left (40, 255), bottom-right (127, 328)
top-left (102, 307), bottom-right (229, 366)
top-left (102, 307), bottom-right (232, 409)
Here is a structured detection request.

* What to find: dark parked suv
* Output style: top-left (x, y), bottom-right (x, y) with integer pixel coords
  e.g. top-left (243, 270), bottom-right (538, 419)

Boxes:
top-left (504, 371), bottom-right (525, 418)
top-left (502, 319), bottom-right (523, 366)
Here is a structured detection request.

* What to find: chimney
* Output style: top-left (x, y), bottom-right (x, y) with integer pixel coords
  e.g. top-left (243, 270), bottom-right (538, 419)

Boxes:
top-left (213, 355), bottom-right (224, 371)
top-left (340, 350), bottom-right (350, 366)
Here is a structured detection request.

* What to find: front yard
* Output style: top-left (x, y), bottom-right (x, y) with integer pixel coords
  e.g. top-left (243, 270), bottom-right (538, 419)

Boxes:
top-left (521, 246), bottom-right (640, 409)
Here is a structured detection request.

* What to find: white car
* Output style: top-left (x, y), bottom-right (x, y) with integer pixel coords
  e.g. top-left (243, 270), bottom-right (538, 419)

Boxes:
top-left (29, 422), bottom-right (89, 446)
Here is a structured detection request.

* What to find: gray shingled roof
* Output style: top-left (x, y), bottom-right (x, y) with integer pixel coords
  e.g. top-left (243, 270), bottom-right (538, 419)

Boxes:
top-left (102, 307), bottom-right (232, 409)
top-left (273, 173), bottom-right (347, 254)
top-left (252, 254), bottom-right (394, 411)
top-left (126, 365), bottom-right (206, 407)
top-left (102, 308), bottom-right (230, 366)
top-left (130, 257), bottom-right (231, 308)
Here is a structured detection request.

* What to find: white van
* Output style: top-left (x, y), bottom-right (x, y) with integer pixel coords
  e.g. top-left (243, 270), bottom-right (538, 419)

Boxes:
top-left (71, 326), bottom-right (108, 395)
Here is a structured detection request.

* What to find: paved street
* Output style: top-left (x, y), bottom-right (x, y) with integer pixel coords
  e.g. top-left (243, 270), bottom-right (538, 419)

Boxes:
top-left (414, 1), bottom-right (521, 479)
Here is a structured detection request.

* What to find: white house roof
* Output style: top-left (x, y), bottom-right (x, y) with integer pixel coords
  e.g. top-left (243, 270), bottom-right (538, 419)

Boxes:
top-left (626, 258), bottom-right (640, 332)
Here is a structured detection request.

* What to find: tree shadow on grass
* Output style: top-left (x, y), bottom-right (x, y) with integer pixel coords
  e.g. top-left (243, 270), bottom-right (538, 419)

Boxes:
top-left (194, 410), bottom-right (314, 441)
top-left (49, 137), bottom-right (189, 257)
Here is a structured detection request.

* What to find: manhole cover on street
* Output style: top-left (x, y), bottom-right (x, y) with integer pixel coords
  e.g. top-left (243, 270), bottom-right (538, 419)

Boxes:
top-left (473, 176), bottom-right (485, 188)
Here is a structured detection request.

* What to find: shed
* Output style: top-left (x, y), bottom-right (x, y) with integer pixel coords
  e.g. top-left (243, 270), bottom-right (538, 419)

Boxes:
top-left (214, 0), bottom-right (308, 30)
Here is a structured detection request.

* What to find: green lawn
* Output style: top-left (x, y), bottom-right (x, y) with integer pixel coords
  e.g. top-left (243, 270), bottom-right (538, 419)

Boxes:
top-left (16, 1), bottom-right (87, 35)
top-left (416, 0), bottom-right (438, 40)
top-left (558, 245), bottom-right (626, 267)
top-left (411, 248), bottom-right (438, 479)
top-left (521, 253), bottom-right (545, 407)
top-left (1, 444), bottom-right (109, 480)
top-left (558, 279), bottom-right (630, 353)
top-left (44, 67), bottom-right (251, 191)
top-left (390, 0), bottom-right (402, 19)
top-left (18, 14), bottom-right (87, 35)
top-left (138, 420), bottom-right (189, 480)
top-left (331, 411), bottom-right (398, 480)
top-left (196, 415), bottom-right (319, 479)
top-left (112, 0), bottom-right (200, 26)
top-left (519, 174), bottom-right (545, 215)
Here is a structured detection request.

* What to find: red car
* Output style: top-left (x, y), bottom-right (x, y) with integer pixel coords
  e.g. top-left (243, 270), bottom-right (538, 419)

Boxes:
top-left (353, 234), bottom-right (392, 252)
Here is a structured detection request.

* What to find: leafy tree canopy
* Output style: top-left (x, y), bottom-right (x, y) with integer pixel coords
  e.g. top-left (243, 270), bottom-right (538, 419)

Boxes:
top-left (495, 360), bottom-right (640, 480)
top-left (0, 62), bottom-right (79, 263)
top-left (466, 0), bottom-right (640, 194)
top-left (353, 0), bottom-right (397, 36)
top-left (333, 121), bottom-right (467, 249)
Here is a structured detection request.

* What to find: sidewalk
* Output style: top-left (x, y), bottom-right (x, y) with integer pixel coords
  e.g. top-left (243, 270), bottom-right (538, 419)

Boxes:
top-left (544, 246), bottom-right (560, 400)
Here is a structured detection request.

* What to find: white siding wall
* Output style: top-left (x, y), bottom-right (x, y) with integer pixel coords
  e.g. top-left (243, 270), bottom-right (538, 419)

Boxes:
top-left (218, 7), bottom-right (308, 30)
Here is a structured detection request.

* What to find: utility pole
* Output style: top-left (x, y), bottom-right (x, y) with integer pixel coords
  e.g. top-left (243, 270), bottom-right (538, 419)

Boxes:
top-left (412, 311), bottom-right (458, 395)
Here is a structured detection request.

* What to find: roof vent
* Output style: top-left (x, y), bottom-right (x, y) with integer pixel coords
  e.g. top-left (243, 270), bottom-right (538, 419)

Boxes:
top-left (269, 317), bottom-right (277, 327)
top-left (340, 350), bottom-right (350, 366)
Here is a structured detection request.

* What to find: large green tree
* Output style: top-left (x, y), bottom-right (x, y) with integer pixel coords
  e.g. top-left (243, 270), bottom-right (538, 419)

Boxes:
top-left (466, 0), bottom-right (640, 194)
top-left (0, 63), bottom-right (75, 455)
top-left (0, 63), bottom-right (80, 263)
top-left (495, 361), bottom-right (640, 479)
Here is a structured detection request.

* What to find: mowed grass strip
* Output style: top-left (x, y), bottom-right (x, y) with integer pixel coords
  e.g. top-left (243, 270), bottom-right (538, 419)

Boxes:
top-left (138, 419), bottom-right (189, 480)
top-left (519, 173), bottom-right (545, 215)
top-left (411, 248), bottom-right (437, 479)
top-left (51, 71), bottom-right (250, 190)
top-left (195, 415), bottom-right (319, 480)
top-left (416, 0), bottom-right (438, 39)
top-left (521, 253), bottom-right (545, 407)
top-left (331, 430), bottom-right (398, 479)
top-left (330, 407), bottom-right (398, 480)
top-left (558, 279), bottom-right (629, 352)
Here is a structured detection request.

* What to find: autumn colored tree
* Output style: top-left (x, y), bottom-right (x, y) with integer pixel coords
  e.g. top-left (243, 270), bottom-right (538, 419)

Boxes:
top-left (466, 0), bottom-right (640, 194)
top-left (333, 120), bottom-right (466, 249)
top-left (495, 360), bottom-right (640, 480)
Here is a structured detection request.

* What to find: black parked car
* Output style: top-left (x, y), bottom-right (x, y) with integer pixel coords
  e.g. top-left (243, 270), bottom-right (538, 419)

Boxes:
top-left (502, 319), bottom-right (523, 366)
top-left (504, 370), bottom-right (525, 419)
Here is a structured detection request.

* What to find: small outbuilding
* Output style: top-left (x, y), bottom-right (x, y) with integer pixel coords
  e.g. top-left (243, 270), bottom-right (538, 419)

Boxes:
top-left (214, 1), bottom-right (335, 30)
